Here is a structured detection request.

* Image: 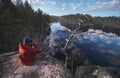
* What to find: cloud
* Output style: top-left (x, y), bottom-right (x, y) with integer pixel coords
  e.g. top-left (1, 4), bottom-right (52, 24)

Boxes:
top-left (51, 22), bottom-right (70, 32)
top-left (105, 39), bottom-right (112, 44)
top-left (61, 3), bottom-right (66, 11)
top-left (77, 36), bottom-right (85, 44)
top-left (116, 42), bottom-right (120, 46)
top-left (61, 7), bottom-right (66, 11)
top-left (61, 3), bottom-right (66, 7)
top-left (116, 37), bottom-right (120, 46)
top-left (107, 50), bottom-right (117, 55)
top-left (49, 35), bottom-right (60, 48)
top-left (32, 0), bottom-right (42, 4)
top-left (84, 0), bottom-right (120, 12)
top-left (21, 0), bottom-right (41, 4)
top-left (90, 35), bottom-right (98, 42)
top-left (46, 0), bottom-right (56, 5)
top-left (83, 35), bottom-right (90, 39)
top-left (36, 0), bottom-right (56, 6)
top-left (97, 44), bottom-right (106, 48)
top-left (86, 2), bottom-right (90, 5)
top-left (49, 1), bottom-right (56, 5)
top-left (32, 0), bottom-right (40, 3)
top-left (70, 3), bottom-right (80, 11)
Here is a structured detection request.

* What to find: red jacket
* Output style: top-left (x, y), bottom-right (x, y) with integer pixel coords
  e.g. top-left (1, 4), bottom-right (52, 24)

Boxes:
top-left (18, 43), bottom-right (39, 66)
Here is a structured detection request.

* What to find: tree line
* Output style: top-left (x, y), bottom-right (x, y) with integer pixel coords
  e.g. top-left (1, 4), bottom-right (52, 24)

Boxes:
top-left (57, 14), bottom-right (120, 35)
top-left (0, 0), bottom-right (51, 53)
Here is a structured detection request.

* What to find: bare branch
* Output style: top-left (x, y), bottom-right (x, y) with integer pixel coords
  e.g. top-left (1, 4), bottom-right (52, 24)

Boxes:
top-left (63, 26), bottom-right (80, 53)
top-left (63, 22), bottom-right (81, 67)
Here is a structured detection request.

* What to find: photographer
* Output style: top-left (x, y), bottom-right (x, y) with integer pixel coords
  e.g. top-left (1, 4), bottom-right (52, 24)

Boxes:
top-left (18, 36), bottom-right (39, 66)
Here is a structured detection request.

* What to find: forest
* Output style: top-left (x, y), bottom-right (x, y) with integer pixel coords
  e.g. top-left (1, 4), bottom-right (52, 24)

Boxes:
top-left (0, 0), bottom-right (51, 53)
top-left (51, 14), bottom-right (120, 35)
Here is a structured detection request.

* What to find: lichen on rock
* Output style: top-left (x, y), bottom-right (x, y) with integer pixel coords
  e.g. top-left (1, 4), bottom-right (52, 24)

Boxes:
top-left (0, 54), bottom-right (71, 78)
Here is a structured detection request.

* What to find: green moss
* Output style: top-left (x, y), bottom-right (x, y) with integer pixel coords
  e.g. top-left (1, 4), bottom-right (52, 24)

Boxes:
top-left (57, 30), bottom-right (71, 34)
top-left (98, 67), bottom-right (107, 76)
top-left (0, 51), bottom-right (18, 58)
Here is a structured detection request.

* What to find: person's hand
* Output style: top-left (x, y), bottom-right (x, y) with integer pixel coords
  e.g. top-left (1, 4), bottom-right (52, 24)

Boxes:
top-left (36, 49), bottom-right (42, 53)
top-left (32, 39), bottom-right (36, 44)
top-left (39, 49), bottom-right (42, 52)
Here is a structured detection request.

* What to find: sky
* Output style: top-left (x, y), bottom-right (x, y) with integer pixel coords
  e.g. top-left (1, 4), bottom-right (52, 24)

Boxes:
top-left (20, 0), bottom-right (120, 16)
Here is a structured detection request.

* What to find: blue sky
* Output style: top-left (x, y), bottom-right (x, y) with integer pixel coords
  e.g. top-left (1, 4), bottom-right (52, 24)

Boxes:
top-left (21, 0), bottom-right (120, 16)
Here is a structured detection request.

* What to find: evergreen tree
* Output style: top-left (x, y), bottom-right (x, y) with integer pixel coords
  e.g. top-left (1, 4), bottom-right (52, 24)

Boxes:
top-left (0, 0), bottom-right (51, 53)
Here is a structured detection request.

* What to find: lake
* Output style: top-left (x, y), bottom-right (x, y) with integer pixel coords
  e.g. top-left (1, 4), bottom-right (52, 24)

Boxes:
top-left (44, 22), bottom-right (120, 66)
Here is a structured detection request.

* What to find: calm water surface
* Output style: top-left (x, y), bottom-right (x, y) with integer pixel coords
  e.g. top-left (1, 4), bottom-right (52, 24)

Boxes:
top-left (45, 22), bottom-right (120, 66)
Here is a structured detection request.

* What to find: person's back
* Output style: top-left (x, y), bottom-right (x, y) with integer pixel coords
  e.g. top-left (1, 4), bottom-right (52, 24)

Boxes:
top-left (18, 36), bottom-right (39, 66)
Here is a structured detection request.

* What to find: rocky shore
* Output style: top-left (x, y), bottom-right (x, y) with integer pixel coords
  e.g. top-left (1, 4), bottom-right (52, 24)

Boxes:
top-left (0, 50), bottom-right (120, 78)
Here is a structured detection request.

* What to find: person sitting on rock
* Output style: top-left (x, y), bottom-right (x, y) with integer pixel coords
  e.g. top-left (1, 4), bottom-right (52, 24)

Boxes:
top-left (18, 36), bottom-right (39, 66)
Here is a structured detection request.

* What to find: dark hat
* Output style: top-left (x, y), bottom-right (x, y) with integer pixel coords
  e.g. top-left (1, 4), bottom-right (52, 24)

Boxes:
top-left (23, 36), bottom-right (32, 44)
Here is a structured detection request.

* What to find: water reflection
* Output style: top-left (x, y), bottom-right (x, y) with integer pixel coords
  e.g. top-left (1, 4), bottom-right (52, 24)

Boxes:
top-left (45, 22), bottom-right (120, 66)
top-left (50, 22), bottom-right (71, 33)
